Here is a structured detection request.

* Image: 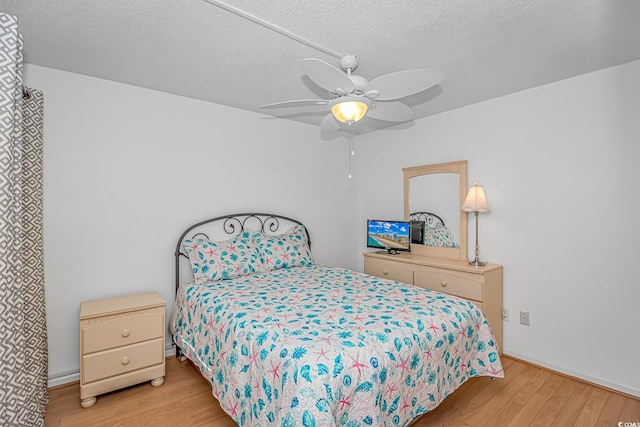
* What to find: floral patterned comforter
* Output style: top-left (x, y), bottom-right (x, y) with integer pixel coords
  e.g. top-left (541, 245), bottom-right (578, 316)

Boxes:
top-left (172, 264), bottom-right (502, 426)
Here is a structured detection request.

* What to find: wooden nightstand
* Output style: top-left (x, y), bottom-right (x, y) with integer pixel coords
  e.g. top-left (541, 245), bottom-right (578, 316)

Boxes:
top-left (79, 291), bottom-right (166, 408)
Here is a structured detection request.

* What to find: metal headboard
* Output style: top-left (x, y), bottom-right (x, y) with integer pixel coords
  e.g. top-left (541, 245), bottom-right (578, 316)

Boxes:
top-left (174, 213), bottom-right (310, 293)
top-left (409, 211), bottom-right (445, 228)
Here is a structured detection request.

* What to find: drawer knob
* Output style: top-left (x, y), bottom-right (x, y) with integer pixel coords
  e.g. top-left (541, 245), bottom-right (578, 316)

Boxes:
top-left (383, 269), bottom-right (389, 275)
top-left (440, 280), bottom-right (447, 287)
top-left (121, 356), bottom-right (130, 365)
top-left (121, 329), bottom-right (130, 338)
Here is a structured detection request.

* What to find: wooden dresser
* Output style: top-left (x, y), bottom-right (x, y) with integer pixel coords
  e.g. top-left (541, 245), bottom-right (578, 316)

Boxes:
top-left (79, 291), bottom-right (166, 408)
top-left (364, 251), bottom-right (503, 353)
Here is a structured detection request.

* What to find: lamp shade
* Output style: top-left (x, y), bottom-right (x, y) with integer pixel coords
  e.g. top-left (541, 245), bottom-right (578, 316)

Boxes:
top-left (330, 96), bottom-right (370, 123)
top-left (462, 183), bottom-right (490, 213)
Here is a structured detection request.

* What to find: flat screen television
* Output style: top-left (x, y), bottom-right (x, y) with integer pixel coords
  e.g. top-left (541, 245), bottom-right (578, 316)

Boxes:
top-left (367, 219), bottom-right (411, 254)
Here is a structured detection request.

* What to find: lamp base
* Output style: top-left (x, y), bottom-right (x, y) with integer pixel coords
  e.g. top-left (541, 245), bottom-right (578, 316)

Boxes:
top-left (468, 258), bottom-right (486, 267)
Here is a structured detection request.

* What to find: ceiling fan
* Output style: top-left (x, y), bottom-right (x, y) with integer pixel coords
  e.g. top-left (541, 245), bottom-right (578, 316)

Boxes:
top-left (260, 55), bottom-right (443, 138)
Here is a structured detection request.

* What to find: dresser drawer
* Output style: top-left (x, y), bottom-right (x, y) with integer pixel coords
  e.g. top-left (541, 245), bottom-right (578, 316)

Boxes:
top-left (82, 338), bottom-right (164, 384)
top-left (364, 258), bottom-right (414, 284)
top-left (414, 268), bottom-right (484, 301)
top-left (82, 311), bottom-right (163, 354)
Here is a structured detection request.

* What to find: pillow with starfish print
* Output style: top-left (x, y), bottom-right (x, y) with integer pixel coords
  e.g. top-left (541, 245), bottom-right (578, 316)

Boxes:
top-left (182, 230), bottom-right (263, 284)
top-left (253, 225), bottom-right (314, 271)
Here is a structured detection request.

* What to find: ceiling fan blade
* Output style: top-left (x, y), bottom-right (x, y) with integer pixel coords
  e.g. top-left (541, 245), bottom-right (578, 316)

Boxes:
top-left (259, 99), bottom-right (329, 109)
top-left (320, 114), bottom-right (342, 140)
top-left (366, 68), bottom-right (443, 101)
top-left (302, 58), bottom-right (355, 95)
top-left (367, 101), bottom-right (416, 122)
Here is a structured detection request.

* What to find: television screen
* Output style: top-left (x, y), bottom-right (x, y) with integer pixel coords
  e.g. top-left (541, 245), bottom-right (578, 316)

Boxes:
top-left (367, 219), bottom-right (411, 254)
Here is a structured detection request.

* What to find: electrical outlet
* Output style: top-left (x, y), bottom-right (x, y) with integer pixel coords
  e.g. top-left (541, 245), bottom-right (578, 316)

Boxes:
top-left (502, 307), bottom-right (510, 322)
top-left (519, 311), bottom-right (530, 326)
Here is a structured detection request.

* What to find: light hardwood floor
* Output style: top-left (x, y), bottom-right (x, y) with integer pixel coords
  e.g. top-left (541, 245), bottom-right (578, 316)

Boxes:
top-left (46, 356), bottom-right (640, 426)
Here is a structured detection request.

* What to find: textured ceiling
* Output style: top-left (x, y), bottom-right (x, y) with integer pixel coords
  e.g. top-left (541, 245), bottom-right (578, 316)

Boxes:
top-left (3, 0), bottom-right (640, 137)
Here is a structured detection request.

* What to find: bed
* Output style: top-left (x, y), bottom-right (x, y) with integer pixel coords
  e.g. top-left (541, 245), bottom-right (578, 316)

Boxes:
top-left (171, 213), bottom-right (503, 426)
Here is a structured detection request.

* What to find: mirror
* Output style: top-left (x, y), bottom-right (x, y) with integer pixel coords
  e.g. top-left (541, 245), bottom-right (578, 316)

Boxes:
top-left (403, 160), bottom-right (468, 261)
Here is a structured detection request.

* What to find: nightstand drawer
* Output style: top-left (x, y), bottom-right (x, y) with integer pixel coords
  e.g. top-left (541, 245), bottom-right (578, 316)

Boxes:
top-left (364, 258), bottom-right (414, 284)
top-left (414, 268), bottom-right (483, 301)
top-left (82, 311), bottom-right (163, 354)
top-left (82, 338), bottom-right (164, 384)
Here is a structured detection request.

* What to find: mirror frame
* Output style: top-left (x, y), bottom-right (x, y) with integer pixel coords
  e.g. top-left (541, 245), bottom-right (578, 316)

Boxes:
top-left (403, 160), bottom-right (468, 261)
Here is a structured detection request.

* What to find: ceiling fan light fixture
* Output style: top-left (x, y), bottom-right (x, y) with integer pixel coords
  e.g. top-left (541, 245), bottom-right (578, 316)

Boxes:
top-left (330, 97), bottom-right (370, 124)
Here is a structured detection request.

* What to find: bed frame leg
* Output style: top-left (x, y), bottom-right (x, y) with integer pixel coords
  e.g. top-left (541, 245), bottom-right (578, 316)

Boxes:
top-left (174, 345), bottom-right (188, 362)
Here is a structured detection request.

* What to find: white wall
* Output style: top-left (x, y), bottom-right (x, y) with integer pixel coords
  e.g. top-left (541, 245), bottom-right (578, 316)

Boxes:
top-left (24, 65), bottom-right (361, 385)
top-left (356, 59), bottom-right (640, 396)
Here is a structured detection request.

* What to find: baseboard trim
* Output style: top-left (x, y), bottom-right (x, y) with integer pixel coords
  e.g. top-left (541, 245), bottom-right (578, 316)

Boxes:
top-left (48, 369), bottom-right (79, 388)
top-left (503, 352), bottom-right (640, 400)
top-left (48, 346), bottom-right (177, 388)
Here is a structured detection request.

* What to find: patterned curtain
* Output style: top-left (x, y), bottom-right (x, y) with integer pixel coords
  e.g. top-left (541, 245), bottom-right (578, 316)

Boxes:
top-left (0, 13), bottom-right (48, 427)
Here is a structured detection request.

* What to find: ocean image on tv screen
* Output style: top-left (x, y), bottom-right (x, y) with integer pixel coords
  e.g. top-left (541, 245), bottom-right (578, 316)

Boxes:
top-left (367, 220), bottom-right (410, 251)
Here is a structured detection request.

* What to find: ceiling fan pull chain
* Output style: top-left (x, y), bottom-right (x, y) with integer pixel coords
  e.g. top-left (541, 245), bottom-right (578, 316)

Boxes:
top-left (348, 144), bottom-right (353, 179)
top-left (348, 124), bottom-right (355, 179)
